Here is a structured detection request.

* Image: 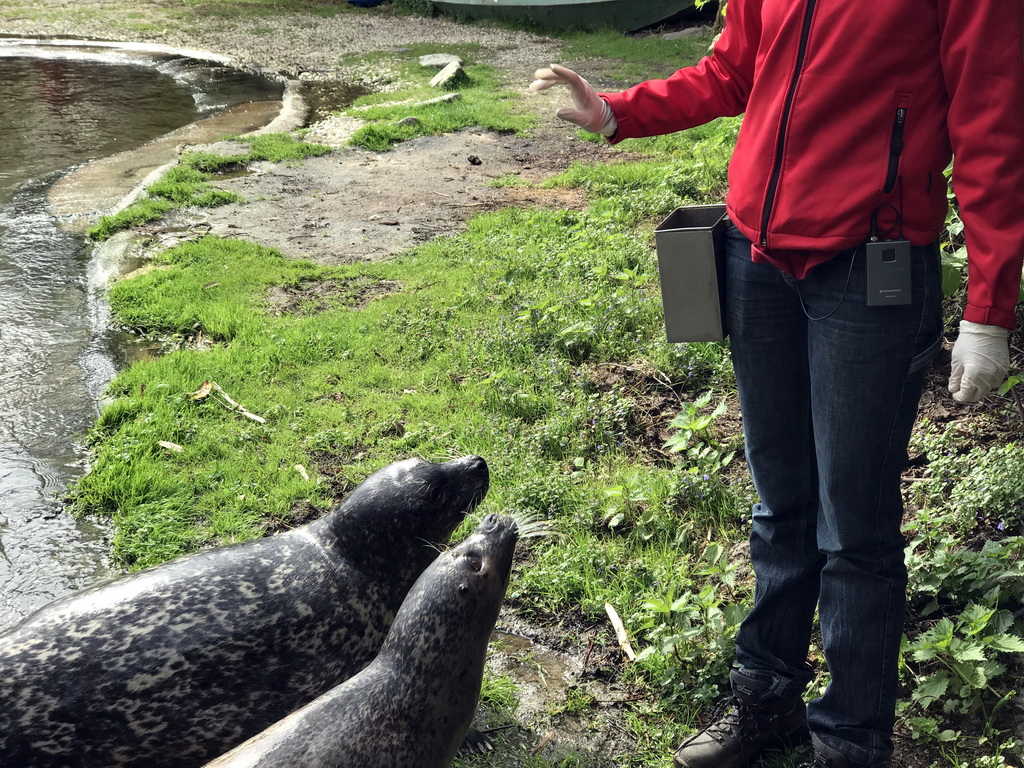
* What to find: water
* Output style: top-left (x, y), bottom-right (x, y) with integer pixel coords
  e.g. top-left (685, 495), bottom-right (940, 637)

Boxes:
top-left (0, 42), bottom-right (283, 630)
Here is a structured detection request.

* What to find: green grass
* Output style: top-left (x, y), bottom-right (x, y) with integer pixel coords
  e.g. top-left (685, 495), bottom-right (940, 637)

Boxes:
top-left (67, 21), bottom-right (1024, 768)
top-left (337, 45), bottom-right (536, 150)
top-left (559, 28), bottom-right (718, 82)
top-left (179, 0), bottom-right (353, 19)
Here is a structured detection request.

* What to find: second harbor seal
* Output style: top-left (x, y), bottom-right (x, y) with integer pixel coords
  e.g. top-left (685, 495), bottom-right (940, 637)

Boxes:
top-left (204, 513), bottom-right (520, 768)
top-left (0, 454), bottom-right (489, 768)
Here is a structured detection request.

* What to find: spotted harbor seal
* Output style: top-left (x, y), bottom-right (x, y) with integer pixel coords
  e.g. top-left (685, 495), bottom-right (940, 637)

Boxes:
top-left (0, 455), bottom-right (488, 768)
top-left (204, 513), bottom-right (519, 768)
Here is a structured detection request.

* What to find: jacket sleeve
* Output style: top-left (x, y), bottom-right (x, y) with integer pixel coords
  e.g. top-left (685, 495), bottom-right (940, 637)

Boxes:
top-left (598, 0), bottom-right (761, 141)
top-left (939, 0), bottom-right (1024, 329)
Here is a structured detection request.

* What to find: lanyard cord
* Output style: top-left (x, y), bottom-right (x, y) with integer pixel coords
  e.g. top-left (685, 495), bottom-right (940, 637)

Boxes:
top-left (795, 250), bottom-right (858, 321)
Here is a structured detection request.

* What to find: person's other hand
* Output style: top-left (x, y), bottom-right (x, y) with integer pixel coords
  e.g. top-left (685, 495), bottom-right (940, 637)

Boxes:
top-left (948, 320), bottom-right (1011, 403)
top-left (529, 64), bottom-right (618, 136)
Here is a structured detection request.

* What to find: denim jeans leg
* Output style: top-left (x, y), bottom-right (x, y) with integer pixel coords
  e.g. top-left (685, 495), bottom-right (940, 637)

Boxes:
top-left (726, 227), bottom-right (824, 693)
top-left (802, 241), bottom-right (941, 764)
top-left (724, 227), bottom-right (943, 763)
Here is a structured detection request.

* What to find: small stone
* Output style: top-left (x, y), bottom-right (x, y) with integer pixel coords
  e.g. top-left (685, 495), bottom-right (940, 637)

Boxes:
top-left (419, 53), bottom-right (463, 69)
top-left (663, 27), bottom-right (706, 40)
top-left (396, 116), bottom-right (421, 127)
top-left (467, 156), bottom-right (482, 166)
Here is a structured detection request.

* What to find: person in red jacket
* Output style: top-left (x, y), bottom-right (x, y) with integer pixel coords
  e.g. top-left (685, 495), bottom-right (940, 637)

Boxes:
top-left (532, 2), bottom-right (1024, 767)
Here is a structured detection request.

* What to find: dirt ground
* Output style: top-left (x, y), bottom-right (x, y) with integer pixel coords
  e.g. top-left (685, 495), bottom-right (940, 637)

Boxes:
top-left (186, 118), bottom-right (614, 265)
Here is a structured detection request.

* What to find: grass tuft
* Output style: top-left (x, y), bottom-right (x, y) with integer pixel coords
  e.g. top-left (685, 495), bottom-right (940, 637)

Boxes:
top-left (88, 134), bottom-right (330, 241)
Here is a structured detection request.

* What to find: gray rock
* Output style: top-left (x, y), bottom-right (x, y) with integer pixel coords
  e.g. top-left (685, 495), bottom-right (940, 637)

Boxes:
top-left (430, 61), bottom-right (469, 89)
top-left (663, 27), bottom-right (706, 40)
top-left (419, 53), bottom-right (463, 69)
top-left (416, 93), bottom-right (462, 107)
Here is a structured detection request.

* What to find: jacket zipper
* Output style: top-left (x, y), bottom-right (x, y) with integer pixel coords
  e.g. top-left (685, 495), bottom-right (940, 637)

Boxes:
top-left (759, 0), bottom-right (818, 248)
top-left (883, 106), bottom-right (907, 194)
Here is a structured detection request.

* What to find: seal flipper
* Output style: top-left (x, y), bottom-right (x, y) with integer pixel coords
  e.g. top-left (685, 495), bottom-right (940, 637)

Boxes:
top-left (457, 728), bottom-right (494, 755)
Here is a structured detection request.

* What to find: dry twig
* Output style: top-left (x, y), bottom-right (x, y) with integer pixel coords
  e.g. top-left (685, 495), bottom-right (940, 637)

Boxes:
top-left (190, 381), bottom-right (266, 424)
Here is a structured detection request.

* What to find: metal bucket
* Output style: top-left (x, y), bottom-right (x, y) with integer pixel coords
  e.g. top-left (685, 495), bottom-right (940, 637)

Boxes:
top-left (654, 205), bottom-right (729, 342)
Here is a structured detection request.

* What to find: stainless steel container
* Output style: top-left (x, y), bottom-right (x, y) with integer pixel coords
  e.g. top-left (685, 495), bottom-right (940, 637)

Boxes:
top-left (654, 205), bottom-right (729, 342)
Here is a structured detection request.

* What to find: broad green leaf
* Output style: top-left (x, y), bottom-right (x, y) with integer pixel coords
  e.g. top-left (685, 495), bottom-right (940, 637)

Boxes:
top-left (913, 672), bottom-right (950, 707)
top-left (987, 633), bottom-right (1024, 653)
top-left (950, 638), bottom-right (986, 662)
top-left (950, 661), bottom-right (986, 689)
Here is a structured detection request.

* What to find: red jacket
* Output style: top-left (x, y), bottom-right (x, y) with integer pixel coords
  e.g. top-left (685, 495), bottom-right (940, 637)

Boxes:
top-left (601, 0), bottom-right (1024, 328)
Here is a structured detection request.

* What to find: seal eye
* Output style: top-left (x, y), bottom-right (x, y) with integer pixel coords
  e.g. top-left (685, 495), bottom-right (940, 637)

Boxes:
top-left (466, 554), bottom-right (482, 572)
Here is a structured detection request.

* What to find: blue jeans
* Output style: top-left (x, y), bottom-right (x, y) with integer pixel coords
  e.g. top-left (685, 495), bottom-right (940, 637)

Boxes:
top-left (723, 226), bottom-right (942, 764)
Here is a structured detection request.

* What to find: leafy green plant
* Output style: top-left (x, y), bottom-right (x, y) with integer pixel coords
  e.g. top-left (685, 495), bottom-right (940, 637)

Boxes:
top-left (903, 603), bottom-right (1024, 719)
top-left (601, 472), bottom-right (652, 531)
top-left (905, 533), bottom-right (1024, 617)
top-left (634, 543), bottom-right (747, 711)
top-left (908, 421), bottom-right (1024, 533)
top-left (662, 391), bottom-right (742, 532)
top-left (663, 391), bottom-right (726, 455)
top-left (940, 164), bottom-right (969, 298)
top-left (940, 160), bottom-right (1024, 303)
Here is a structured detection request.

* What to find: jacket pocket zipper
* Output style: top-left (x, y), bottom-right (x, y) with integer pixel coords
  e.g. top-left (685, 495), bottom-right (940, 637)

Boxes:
top-left (882, 106), bottom-right (907, 194)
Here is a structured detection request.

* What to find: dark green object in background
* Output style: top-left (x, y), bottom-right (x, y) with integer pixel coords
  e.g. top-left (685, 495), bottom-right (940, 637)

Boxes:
top-left (431, 0), bottom-right (699, 32)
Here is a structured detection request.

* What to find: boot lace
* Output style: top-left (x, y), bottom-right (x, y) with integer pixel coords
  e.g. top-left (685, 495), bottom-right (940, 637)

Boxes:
top-left (700, 696), bottom-right (761, 745)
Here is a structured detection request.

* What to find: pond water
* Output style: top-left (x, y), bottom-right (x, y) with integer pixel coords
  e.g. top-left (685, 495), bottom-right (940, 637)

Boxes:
top-left (0, 41), bottom-right (283, 630)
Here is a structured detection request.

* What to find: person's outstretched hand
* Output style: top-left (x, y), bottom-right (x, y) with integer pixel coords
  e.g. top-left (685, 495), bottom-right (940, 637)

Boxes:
top-left (529, 64), bottom-right (618, 136)
top-left (948, 320), bottom-right (1011, 403)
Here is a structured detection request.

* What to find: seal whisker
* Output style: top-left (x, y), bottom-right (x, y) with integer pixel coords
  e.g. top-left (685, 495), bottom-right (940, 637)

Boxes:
top-left (517, 524), bottom-right (561, 539)
top-left (420, 538), bottom-right (447, 555)
top-left (505, 510), bottom-right (561, 540)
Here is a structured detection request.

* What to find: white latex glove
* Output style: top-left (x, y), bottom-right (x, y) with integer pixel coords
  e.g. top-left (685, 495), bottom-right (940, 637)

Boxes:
top-left (529, 64), bottom-right (618, 137)
top-left (948, 320), bottom-right (1011, 403)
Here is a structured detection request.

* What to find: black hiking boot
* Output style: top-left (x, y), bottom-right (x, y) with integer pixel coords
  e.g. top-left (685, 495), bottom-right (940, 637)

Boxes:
top-left (673, 669), bottom-right (808, 768)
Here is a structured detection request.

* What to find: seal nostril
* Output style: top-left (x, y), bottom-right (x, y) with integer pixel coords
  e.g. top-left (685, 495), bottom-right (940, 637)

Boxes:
top-left (460, 455), bottom-right (489, 481)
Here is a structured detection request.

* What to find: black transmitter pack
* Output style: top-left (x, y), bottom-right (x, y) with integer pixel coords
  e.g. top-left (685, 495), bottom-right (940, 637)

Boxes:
top-left (865, 239), bottom-right (912, 306)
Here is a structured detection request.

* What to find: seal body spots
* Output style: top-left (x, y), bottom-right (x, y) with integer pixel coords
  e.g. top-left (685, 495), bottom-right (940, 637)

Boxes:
top-left (204, 513), bottom-right (519, 768)
top-left (0, 455), bottom-right (488, 768)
